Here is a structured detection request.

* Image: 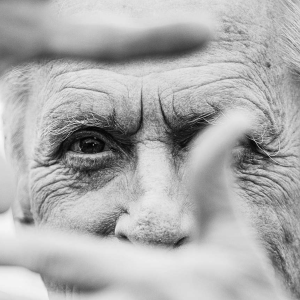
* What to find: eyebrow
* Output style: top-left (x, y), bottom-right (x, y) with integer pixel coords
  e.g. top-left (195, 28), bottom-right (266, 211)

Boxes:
top-left (167, 111), bottom-right (219, 148)
top-left (41, 109), bottom-right (133, 152)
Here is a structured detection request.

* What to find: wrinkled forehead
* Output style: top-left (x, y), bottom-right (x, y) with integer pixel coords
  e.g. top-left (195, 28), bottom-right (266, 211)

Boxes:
top-left (22, 0), bottom-right (285, 158)
top-left (33, 0), bottom-right (283, 118)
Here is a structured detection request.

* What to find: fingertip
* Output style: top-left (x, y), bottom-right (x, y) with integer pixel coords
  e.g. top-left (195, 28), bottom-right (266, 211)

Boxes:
top-left (188, 109), bottom-right (255, 240)
top-left (149, 13), bottom-right (215, 52)
top-left (221, 110), bottom-right (253, 136)
top-left (189, 109), bottom-right (253, 172)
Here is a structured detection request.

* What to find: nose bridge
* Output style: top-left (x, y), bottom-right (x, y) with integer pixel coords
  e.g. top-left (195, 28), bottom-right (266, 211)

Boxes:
top-left (115, 142), bottom-right (191, 247)
top-left (135, 141), bottom-right (174, 196)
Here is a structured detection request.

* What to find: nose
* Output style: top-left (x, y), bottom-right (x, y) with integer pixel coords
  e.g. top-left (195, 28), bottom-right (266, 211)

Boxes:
top-left (115, 142), bottom-right (192, 248)
top-left (115, 197), bottom-right (191, 248)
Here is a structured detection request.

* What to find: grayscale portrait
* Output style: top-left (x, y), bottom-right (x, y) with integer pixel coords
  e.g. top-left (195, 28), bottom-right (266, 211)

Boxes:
top-left (1, 1), bottom-right (300, 300)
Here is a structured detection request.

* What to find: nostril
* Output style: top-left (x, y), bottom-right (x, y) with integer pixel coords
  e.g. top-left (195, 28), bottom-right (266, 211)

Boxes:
top-left (117, 233), bottom-right (131, 243)
top-left (174, 236), bottom-right (188, 248)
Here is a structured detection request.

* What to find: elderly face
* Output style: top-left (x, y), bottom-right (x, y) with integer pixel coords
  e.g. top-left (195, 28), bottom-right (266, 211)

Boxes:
top-left (3, 0), bottom-right (300, 296)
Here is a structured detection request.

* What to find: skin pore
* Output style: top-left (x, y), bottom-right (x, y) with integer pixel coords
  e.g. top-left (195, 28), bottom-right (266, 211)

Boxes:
top-left (3, 0), bottom-right (300, 298)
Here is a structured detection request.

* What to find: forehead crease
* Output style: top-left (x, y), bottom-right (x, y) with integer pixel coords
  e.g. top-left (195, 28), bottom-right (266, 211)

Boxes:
top-left (37, 67), bottom-right (143, 136)
top-left (38, 99), bottom-right (112, 146)
top-left (157, 63), bottom-right (278, 132)
top-left (44, 66), bottom-right (134, 93)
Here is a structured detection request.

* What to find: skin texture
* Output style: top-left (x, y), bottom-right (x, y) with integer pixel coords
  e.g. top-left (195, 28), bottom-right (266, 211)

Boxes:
top-left (0, 112), bottom-right (290, 300)
top-left (2, 0), bottom-right (300, 299)
top-left (0, 0), bottom-right (211, 212)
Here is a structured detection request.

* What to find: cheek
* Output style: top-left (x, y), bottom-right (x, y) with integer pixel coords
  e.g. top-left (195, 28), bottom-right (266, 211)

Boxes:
top-left (234, 163), bottom-right (300, 273)
top-left (29, 164), bottom-right (128, 235)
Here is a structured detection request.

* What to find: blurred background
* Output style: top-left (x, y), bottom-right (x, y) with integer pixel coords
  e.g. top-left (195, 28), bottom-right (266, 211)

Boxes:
top-left (0, 103), bottom-right (48, 300)
top-left (0, 211), bottom-right (48, 300)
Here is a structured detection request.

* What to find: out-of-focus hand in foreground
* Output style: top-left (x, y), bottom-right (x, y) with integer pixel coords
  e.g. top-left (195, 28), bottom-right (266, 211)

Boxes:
top-left (0, 0), bottom-right (211, 74)
top-left (0, 112), bottom-right (291, 300)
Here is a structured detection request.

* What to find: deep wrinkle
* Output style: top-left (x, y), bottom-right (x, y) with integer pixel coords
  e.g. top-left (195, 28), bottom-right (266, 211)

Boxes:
top-left (37, 67), bottom-right (282, 164)
top-left (4, 0), bottom-right (300, 298)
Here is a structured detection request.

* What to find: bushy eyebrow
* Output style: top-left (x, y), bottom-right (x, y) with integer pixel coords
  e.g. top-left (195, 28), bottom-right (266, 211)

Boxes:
top-left (167, 108), bottom-right (281, 157)
top-left (167, 111), bottom-right (219, 148)
top-left (40, 110), bottom-right (132, 152)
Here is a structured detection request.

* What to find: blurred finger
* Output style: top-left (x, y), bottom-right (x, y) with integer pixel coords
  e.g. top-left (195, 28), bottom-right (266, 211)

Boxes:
top-left (0, 230), bottom-right (160, 291)
top-left (0, 0), bottom-right (212, 71)
top-left (47, 17), bottom-right (212, 61)
top-left (189, 111), bottom-right (252, 241)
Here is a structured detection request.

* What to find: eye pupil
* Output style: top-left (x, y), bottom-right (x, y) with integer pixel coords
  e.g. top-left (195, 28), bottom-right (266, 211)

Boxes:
top-left (79, 137), bottom-right (105, 154)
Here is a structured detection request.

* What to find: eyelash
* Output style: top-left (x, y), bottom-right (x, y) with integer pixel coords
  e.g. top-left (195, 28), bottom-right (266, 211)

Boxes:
top-left (56, 126), bottom-right (274, 172)
top-left (232, 136), bottom-right (271, 167)
top-left (60, 129), bottom-right (121, 171)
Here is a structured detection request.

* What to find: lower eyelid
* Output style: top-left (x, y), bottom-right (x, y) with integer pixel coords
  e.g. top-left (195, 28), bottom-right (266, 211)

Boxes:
top-left (64, 151), bottom-right (115, 171)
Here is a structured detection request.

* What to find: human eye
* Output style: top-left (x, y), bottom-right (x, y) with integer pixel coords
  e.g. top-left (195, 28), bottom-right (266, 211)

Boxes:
top-left (232, 135), bottom-right (272, 169)
top-left (61, 129), bottom-right (121, 171)
top-left (232, 137), bottom-right (255, 165)
top-left (69, 132), bottom-right (109, 154)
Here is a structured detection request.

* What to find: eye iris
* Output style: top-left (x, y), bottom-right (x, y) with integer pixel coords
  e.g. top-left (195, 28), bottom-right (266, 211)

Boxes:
top-left (79, 137), bottom-right (105, 154)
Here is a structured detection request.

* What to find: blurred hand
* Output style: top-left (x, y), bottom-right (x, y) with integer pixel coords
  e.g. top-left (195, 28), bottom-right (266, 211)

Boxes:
top-left (0, 112), bottom-right (291, 300)
top-left (0, 0), bottom-right (211, 74)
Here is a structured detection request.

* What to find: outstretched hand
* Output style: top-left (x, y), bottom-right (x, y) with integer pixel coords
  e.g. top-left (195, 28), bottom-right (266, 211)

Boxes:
top-left (0, 112), bottom-right (290, 300)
